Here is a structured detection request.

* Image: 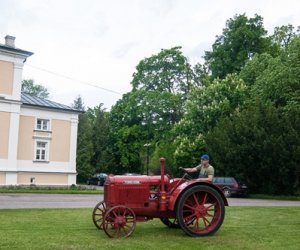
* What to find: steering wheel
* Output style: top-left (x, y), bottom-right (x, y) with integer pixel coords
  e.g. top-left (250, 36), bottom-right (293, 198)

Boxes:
top-left (179, 168), bottom-right (193, 180)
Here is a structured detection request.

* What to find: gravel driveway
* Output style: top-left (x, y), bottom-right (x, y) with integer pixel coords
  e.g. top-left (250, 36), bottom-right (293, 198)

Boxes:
top-left (0, 193), bottom-right (299, 209)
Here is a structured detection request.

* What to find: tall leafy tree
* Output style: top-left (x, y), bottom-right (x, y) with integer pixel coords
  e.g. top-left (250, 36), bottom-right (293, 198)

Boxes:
top-left (205, 35), bottom-right (300, 194)
top-left (271, 24), bottom-right (300, 48)
top-left (204, 14), bottom-right (272, 79)
top-left (131, 46), bottom-right (195, 95)
top-left (205, 101), bottom-right (300, 195)
top-left (21, 79), bottom-right (49, 98)
top-left (241, 37), bottom-right (300, 108)
top-left (174, 74), bottom-right (248, 166)
top-left (87, 104), bottom-right (110, 172)
top-left (108, 47), bottom-right (196, 173)
top-left (72, 95), bottom-right (85, 111)
top-left (72, 96), bottom-right (93, 182)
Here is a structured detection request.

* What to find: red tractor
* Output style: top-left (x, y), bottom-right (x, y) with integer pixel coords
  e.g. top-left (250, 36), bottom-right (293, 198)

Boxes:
top-left (92, 158), bottom-right (228, 238)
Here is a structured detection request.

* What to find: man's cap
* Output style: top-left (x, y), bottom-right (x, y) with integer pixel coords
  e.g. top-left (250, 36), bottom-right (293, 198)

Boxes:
top-left (200, 154), bottom-right (210, 160)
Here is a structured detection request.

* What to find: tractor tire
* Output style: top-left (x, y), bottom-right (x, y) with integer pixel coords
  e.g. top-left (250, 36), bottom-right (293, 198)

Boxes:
top-left (92, 200), bottom-right (106, 229)
top-left (176, 185), bottom-right (225, 237)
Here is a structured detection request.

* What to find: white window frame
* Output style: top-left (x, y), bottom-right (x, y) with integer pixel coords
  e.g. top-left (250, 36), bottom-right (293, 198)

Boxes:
top-left (34, 140), bottom-right (49, 162)
top-left (36, 118), bottom-right (51, 131)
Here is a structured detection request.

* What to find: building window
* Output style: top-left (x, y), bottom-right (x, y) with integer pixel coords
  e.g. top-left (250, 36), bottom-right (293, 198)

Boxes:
top-left (36, 119), bottom-right (50, 131)
top-left (35, 141), bottom-right (48, 161)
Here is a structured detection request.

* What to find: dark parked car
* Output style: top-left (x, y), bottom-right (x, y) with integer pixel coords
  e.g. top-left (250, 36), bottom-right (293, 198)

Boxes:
top-left (213, 177), bottom-right (248, 198)
top-left (87, 173), bottom-right (107, 186)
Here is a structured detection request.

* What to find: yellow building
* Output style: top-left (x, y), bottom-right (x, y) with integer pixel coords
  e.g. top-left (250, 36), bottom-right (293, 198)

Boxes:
top-left (0, 35), bottom-right (79, 186)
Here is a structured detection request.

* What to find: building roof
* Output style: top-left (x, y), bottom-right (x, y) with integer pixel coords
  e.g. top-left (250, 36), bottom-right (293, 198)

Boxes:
top-left (0, 43), bottom-right (33, 57)
top-left (21, 93), bottom-right (82, 113)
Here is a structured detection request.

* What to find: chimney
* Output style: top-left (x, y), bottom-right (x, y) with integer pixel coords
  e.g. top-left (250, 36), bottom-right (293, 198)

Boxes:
top-left (5, 35), bottom-right (16, 47)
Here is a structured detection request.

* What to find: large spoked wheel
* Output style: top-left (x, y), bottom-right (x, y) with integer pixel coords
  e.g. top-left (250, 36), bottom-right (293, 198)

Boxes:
top-left (176, 185), bottom-right (225, 237)
top-left (92, 201), bottom-right (106, 230)
top-left (160, 218), bottom-right (180, 228)
top-left (103, 205), bottom-right (136, 238)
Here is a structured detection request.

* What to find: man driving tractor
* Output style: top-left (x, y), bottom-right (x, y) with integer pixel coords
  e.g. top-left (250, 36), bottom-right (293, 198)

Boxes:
top-left (180, 154), bottom-right (214, 182)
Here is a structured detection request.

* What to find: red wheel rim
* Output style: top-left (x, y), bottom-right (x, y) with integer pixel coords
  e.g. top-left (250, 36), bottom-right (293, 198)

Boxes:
top-left (103, 206), bottom-right (136, 238)
top-left (181, 191), bottom-right (222, 234)
top-left (92, 201), bottom-right (106, 230)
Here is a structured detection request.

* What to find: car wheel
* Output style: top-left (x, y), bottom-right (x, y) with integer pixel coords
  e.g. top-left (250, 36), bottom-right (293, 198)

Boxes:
top-left (223, 188), bottom-right (231, 198)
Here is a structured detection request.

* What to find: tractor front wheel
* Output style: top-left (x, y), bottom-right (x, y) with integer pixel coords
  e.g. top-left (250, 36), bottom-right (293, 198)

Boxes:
top-left (176, 185), bottom-right (225, 237)
top-left (103, 205), bottom-right (136, 238)
top-left (92, 201), bottom-right (106, 229)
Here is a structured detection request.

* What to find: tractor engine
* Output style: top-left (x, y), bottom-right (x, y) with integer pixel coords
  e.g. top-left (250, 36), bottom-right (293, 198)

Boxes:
top-left (104, 174), bottom-right (171, 218)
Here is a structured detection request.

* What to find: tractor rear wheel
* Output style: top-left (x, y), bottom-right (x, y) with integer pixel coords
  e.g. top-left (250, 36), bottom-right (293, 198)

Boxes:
top-left (160, 218), bottom-right (180, 228)
top-left (92, 201), bottom-right (106, 229)
top-left (176, 185), bottom-right (225, 237)
top-left (103, 205), bottom-right (136, 238)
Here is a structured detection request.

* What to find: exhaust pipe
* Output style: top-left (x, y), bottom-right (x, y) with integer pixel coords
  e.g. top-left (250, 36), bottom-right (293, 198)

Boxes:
top-left (159, 157), bottom-right (167, 211)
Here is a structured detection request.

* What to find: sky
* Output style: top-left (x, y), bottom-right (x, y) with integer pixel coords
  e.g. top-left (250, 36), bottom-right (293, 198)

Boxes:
top-left (1, 0), bottom-right (300, 110)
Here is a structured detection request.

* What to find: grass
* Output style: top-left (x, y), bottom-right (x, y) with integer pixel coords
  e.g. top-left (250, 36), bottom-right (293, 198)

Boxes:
top-left (0, 185), bottom-right (103, 195)
top-left (249, 194), bottom-right (300, 201)
top-left (0, 207), bottom-right (299, 250)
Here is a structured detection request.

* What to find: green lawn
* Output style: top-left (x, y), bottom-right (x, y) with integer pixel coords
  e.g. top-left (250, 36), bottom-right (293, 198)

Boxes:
top-left (0, 207), bottom-right (299, 250)
top-left (0, 186), bottom-right (103, 195)
top-left (249, 194), bottom-right (300, 201)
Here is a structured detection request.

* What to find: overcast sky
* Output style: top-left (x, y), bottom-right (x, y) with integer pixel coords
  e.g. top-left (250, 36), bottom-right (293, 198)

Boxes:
top-left (1, 0), bottom-right (300, 110)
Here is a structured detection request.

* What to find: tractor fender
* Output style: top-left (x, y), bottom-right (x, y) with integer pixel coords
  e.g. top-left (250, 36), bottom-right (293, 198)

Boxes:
top-left (168, 180), bottom-right (229, 211)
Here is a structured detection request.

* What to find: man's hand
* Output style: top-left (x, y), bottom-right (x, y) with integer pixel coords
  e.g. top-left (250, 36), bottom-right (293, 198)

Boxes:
top-left (179, 167), bottom-right (188, 172)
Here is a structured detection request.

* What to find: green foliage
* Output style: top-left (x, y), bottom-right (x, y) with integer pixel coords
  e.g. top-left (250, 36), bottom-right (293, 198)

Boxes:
top-left (205, 101), bottom-right (300, 194)
top-left (174, 74), bottom-right (248, 167)
top-left (72, 95), bottom-right (85, 111)
top-left (240, 36), bottom-right (300, 108)
top-left (271, 24), bottom-right (300, 48)
top-left (76, 111), bottom-right (94, 183)
top-left (131, 46), bottom-right (195, 95)
top-left (72, 96), bottom-right (93, 182)
top-left (108, 47), bottom-right (196, 173)
top-left (21, 79), bottom-right (49, 98)
top-left (149, 142), bottom-right (177, 175)
top-left (72, 14), bottom-right (300, 195)
top-left (204, 14), bottom-right (273, 79)
top-left (87, 104), bottom-right (110, 172)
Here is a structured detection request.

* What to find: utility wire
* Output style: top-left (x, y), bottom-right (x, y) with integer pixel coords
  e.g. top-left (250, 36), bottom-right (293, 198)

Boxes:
top-left (26, 64), bottom-right (123, 95)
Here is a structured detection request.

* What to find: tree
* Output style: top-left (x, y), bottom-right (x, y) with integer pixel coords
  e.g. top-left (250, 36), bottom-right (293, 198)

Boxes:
top-left (72, 96), bottom-right (94, 183)
top-left (242, 37), bottom-right (300, 108)
top-left (205, 101), bottom-right (300, 195)
top-left (204, 35), bottom-right (300, 194)
top-left (72, 95), bottom-right (85, 111)
top-left (271, 24), bottom-right (300, 48)
top-left (204, 14), bottom-right (273, 79)
top-left (131, 47), bottom-right (195, 96)
top-left (87, 104), bottom-right (110, 172)
top-left (108, 47), bottom-right (198, 173)
top-left (174, 74), bottom-right (248, 166)
top-left (21, 79), bottom-right (49, 98)
top-left (108, 91), bottom-right (148, 174)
